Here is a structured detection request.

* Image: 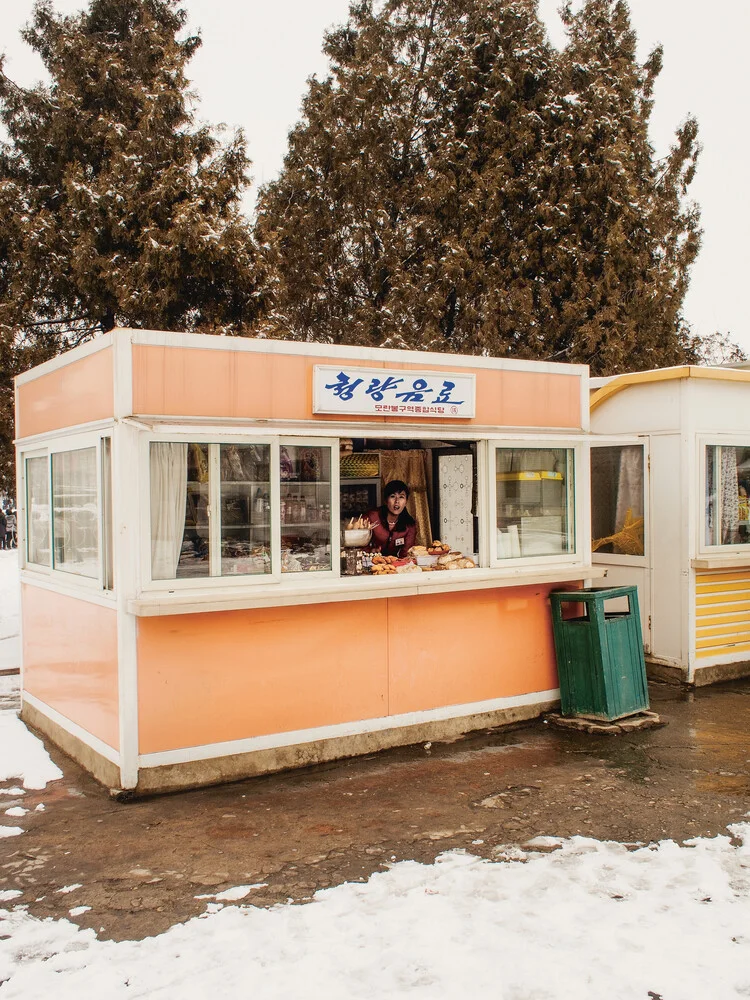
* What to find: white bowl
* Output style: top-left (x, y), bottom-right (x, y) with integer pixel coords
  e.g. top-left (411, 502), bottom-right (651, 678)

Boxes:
top-left (344, 528), bottom-right (372, 547)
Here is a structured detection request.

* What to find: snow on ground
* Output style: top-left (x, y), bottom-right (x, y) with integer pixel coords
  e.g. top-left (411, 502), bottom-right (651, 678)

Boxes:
top-left (0, 549), bottom-right (20, 674)
top-left (0, 552), bottom-right (61, 805)
top-left (0, 713), bottom-right (62, 790)
top-left (1, 832), bottom-right (750, 999)
top-left (2, 538), bottom-right (750, 997)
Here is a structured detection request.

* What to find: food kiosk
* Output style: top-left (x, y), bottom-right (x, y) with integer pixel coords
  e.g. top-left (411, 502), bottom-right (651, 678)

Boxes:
top-left (590, 365), bottom-right (750, 687)
top-left (16, 329), bottom-right (601, 794)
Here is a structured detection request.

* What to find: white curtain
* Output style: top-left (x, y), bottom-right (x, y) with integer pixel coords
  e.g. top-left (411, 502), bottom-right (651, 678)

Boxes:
top-left (27, 456), bottom-right (51, 566)
top-left (615, 446), bottom-right (644, 530)
top-left (150, 443), bottom-right (188, 580)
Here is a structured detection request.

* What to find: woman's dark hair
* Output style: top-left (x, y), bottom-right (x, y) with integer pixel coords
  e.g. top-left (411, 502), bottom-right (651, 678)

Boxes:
top-left (383, 479), bottom-right (410, 499)
top-left (379, 480), bottom-right (415, 530)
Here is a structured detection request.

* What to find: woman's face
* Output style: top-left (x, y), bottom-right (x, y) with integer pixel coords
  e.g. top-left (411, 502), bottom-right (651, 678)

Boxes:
top-left (386, 490), bottom-right (408, 517)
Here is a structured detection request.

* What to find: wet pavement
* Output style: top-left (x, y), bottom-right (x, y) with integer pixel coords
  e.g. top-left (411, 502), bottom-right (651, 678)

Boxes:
top-left (1, 677), bottom-right (749, 941)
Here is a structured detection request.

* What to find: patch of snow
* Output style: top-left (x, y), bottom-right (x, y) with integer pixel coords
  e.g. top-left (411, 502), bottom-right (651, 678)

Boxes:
top-left (0, 826), bottom-right (23, 838)
top-left (56, 885), bottom-right (82, 895)
top-left (68, 906), bottom-right (91, 917)
top-left (0, 714), bottom-right (63, 790)
top-left (0, 890), bottom-right (22, 902)
top-left (524, 835), bottom-right (564, 848)
top-left (0, 829), bottom-right (749, 997)
top-left (4, 807), bottom-right (27, 818)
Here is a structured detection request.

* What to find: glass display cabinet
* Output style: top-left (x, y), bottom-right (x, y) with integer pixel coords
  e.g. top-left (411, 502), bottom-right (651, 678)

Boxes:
top-left (279, 443), bottom-right (333, 573)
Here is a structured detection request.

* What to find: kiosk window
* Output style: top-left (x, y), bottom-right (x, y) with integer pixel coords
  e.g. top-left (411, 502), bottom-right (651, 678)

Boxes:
top-left (26, 455), bottom-right (51, 568)
top-left (51, 447), bottom-right (99, 578)
top-left (705, 445), bottom-right (750, 546)
top-left (150, 442), bottom-right (273, 580)
top-left (591, 446), bottom-right (645, 556)
top-left (495, 447), bottom-right (574, 558)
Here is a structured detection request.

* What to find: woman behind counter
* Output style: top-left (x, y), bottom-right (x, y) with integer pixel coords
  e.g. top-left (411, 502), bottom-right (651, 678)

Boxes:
top-left (368, 480), bottom-right (417, 557)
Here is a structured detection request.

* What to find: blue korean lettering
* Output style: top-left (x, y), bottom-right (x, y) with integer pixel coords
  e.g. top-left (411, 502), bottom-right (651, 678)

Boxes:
top-left (434, 380), bottom-right (464, 404)
top-left (364, 375), bottom-right (404, 401)
top-left (395, 378), bottom-right (433, 403)
top-left (325, 371), bottom-right (364, 401)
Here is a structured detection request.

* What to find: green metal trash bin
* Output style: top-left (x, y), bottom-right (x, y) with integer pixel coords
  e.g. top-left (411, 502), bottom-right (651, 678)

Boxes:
top-left (549, 586), bottom-right (649, 721)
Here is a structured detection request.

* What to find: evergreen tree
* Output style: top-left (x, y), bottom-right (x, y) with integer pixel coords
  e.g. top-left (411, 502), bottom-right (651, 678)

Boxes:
top-left (257, 0), bottom-right (557, 354)
top-left (546, 0), bottom-right (701, 373)
top-left (0, 0), bottom-right (264, 342)
top-left (257, 0), bottom-right (701, 373)
top-left (0, 0), bottom-right (265, 493)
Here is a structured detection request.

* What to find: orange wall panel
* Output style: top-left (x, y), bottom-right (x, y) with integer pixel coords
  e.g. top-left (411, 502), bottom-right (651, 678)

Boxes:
top-left (22, 585), bottom-right (119, 751)
top-left (137, 602), bottom-right (389, 754)
top-left (17, 347), bottom-right (114, 438)
top-left (136, 587), bottom-right (561, 755)
top-left (387, 586), bottom-right (559, 715)
top-left (132, 344), bottom-right (582, 429)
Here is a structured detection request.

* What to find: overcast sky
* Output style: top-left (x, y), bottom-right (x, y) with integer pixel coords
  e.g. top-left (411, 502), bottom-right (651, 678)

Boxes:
top-left (3, 0), bottom-right (748, 351)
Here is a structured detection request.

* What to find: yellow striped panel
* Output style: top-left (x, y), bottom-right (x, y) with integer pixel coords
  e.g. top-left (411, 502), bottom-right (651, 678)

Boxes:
top-left (696, 579), bottom-right (750, 595)
top-left (696, 570), bottom-right (750, 586)
top-left (695, 568), bottom-right (750, 659)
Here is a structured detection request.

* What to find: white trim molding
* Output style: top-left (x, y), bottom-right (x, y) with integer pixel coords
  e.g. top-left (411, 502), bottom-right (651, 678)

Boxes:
top-left (138, 688), bottom-right (560, 768)
top-left (22, 690), bottom-right (120, 766)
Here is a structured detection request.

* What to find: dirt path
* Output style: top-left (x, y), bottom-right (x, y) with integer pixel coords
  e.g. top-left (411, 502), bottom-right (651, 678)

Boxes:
top-left (2, 679), bottom-right (749, 941)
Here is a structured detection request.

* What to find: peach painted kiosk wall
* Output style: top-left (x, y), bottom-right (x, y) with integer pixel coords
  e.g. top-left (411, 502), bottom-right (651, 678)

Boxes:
top-left (16, 329), bottom-right (600, 795)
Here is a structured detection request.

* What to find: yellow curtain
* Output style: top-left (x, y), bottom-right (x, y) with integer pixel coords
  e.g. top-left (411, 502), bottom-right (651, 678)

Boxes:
top-left (379, 450), bottom-right (432, 547)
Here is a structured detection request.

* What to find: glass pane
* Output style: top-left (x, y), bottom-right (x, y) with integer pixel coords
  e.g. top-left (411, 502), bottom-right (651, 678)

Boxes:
top-left (705, 445), bottom-right (750, 546)
top-left (179, 444), bottom-right (210, 578)
top-left (280, 444), bottom-right (332, 573)
top-left (220, 444), bottom-right (271, 576)
top-left (26, 456), bottom-right (51, 566)
top-left (591, 446), bottom-right (644, 556)
top-left (51, 448), bottom-right (99, 578)
top-left (495, 448), bottom-right (574, 558)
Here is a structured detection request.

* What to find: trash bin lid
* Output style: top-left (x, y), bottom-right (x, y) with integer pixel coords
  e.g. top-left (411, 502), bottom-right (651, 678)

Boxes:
top-left (550, 585), bottom-right (637, 602)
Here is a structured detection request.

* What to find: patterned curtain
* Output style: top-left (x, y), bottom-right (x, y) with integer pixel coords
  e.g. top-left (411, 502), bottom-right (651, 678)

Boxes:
top-left (721, 447), bottom-right (740, 544)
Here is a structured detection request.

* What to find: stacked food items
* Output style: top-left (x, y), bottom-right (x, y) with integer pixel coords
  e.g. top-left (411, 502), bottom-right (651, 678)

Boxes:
top-left (370, 554), bottom-right (421, 575)
top-left (409, 541), bottom-right (476, 570)
top-left (367, 541), bottom-right (476, 575)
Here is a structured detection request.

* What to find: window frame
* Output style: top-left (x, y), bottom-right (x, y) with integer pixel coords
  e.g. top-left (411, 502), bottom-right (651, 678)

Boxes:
top-left (20, 430), bottom-right (113, 593)
top-left (23, 448), bottom-right (51, 572)
top-left (140, 429), bottom-right (592, 594)
top-left (278, 435), bottom-right (340, 581)
top-left (698, 436), bottom-right (750, 555)
top-left (589, 438), bottom-right (649, 567)
top-left (487, 438), bottom-right (584, 569)
top-left (142, 432), bottom-right (280, 592)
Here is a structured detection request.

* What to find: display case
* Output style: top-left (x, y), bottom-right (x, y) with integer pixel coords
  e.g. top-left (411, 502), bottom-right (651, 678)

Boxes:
top-left (219, 444), bottom-right (271, 576)
top-left (340, 477), bottom-right (380, 518)
top-left (280, 443), bottom-right (333, 573)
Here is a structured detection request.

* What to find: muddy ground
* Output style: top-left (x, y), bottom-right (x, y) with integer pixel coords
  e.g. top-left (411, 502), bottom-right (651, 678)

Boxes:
top-left (1, 678), bottom-right (749, 942)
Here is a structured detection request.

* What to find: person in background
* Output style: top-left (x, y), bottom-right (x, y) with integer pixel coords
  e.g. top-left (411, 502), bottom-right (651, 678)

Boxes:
top-left (368, 480), bottom-right (417, 557)
top-left (0, 507), bottom-right (6, 550)
top-left (5, 509), bottom-right (16, 549)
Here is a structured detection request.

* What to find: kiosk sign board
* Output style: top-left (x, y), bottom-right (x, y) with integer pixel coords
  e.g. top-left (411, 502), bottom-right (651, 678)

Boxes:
top-left (313, 365), bottom-right (476, 419)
